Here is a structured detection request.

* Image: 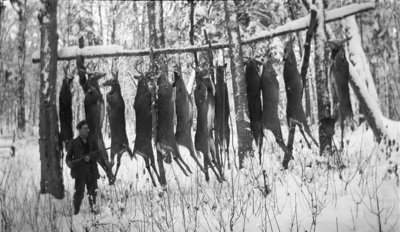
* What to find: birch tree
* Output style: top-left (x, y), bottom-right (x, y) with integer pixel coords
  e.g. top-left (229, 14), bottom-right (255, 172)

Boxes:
top-left (11, 0), bottom-right (27, 133)
top-left (0, 2), bottom-right (4, 88)
top-left (224, 1), bottom-right (252, 168)
top-left (343, 16), bottom-right (400, 166)
top-left (147, 1), bottom-right (158, 143)
top-left (314, 0), bottom-right (332, 155)
top-left (38, 0), bottom-right (64, 199)
top-left (301, 5), bottom-right (317, 123)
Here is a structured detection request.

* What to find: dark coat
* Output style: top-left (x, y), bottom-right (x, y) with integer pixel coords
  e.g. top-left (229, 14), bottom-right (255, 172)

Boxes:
top-left (66, 136), bottom-right (100, 179)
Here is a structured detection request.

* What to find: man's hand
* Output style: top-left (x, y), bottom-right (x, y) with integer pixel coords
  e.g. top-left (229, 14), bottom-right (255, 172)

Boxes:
top-left (66, 161), bottom-right (72, 168)
top-left (84, 155), bottom-right (90, 162)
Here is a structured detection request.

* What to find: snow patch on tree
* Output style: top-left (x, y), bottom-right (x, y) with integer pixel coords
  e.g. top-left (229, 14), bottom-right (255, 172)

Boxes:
top-left (343, 16), bottom-right (380, 107)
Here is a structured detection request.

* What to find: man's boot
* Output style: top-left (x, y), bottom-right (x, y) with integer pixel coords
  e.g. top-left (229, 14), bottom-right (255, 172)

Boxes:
top-left (89, 194), bottom-right (98, 214)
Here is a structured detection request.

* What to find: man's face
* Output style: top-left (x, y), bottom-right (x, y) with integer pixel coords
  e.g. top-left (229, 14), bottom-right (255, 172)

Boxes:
top-left (79, 124), bottom-right (89, 138)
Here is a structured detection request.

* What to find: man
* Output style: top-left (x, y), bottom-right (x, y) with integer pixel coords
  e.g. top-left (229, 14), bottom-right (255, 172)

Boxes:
top-left (66, 120), bottom-right (100, 215)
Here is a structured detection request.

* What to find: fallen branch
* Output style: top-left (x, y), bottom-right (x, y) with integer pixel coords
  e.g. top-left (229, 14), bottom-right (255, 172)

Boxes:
top-left (32, 3), bottom-right (375, 63)
top-left (343, 16), bottom-right (400, 167)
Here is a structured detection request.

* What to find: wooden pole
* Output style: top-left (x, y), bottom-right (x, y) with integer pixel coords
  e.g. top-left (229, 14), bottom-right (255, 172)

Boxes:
top-left (32, 3), bottom-right (375, 63)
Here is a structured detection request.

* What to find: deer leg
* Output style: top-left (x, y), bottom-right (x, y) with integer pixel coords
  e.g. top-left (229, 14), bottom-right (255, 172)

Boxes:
top-left (112, 149), bottom-right (126, 183)
top-left (174, 143), bottom-right (192, 174)
top-left (275, 136), bottom-right (289, 154)
top-left (175, 155), bottom-right (192, 174)
top-left (215, 139), bottom-right (221, 168)
top-left (173, 155), bottom-right (189, 177)
top-left (259, 136), bottom-right (263, 165)
top-left (157, 151), bottom-right (167, 186)
top-left (202, 151), bottom-right (210, 182)
top-left (298, 126), bottom-right (312, 149)
top-left (223, 139), bottom-right (230, 170)
top-left (283, 120), bottom-right (296, 169)
top-left (271, 127), bottom-right (289, 154)
top-left (202, 149), bottom-right (222, 182)
top-left (124, 144), bottom-right (135, 159)
top-left (95, 137), bottom-right (114, 184)
top-left (188, 143), bottom-right (206, 173)
top-left (177, 136), bottom-right (205, 173)
top-left (148, 151), bottom-right (160, 179)
top-left (303, 125), bottom-right (319, 147)
top-left (340, 120), bottom-right (344, 150)
top-left (109, 147), bottom-right (118, 169)
top-left (97, 155), bottom-right (114, 185)
top-left (210, 137), bottom-right (224, 180)
top-left (144, 158), bottom-right (157, 187)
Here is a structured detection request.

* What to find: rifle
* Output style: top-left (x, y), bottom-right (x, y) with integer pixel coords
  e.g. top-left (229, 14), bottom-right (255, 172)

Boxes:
top-left (71, 146), bottom-right (113, 164)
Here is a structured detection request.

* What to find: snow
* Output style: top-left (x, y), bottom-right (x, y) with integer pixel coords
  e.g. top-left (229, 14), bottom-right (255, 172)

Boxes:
top-left (0, 121), bottom-right (398, 231)
top-left (186, 68), bottom-right (196, 93)
top-left (347, 59), bottom-right (386, 133)
top-left (325, 3), bottom-right (375, 24)
top-left (343, 16), bottom-right (380, 107)
top-left (310, 4), bottom-right (317, 12)
top-left (32, 45), bottom-right (125, 62)
top-left (41, 41), bottom-right (50, 97)
top-left (343, 15), bottom-right (400, 168)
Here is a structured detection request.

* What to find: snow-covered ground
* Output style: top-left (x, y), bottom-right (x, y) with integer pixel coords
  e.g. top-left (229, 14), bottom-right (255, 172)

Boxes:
top-left (0, 122), bottom-right (399, 232)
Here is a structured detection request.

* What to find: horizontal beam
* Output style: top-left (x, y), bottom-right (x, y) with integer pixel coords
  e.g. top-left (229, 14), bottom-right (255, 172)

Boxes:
top-left (32, 2), bottom-right (375, 63)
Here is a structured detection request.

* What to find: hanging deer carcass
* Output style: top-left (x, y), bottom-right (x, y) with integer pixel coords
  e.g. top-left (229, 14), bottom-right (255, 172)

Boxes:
top-left (328, 40), bottom-right (353, 149)
top-left (214, 64), bottom-right (231, 169)
top-left (77, 56), bottom-right (114, 183)
top-left (133, 72), bottom-right (159, 187)
top-left (245, 59), bottom-right (263, 158)
top-left (260, 60), bottom-right (288, 163)
top-left (59, 66), bottom-right (74, 150)
top-left (173, 70), bottom-right (205, 173)
top-left (102, 71), bottom-right (134, 185)
top-left (194, 68), bottom-right (222, 182)
top-left (157, 72), bottom-right (192, 181)
top-left (283, 41), bottom-right (318, 168)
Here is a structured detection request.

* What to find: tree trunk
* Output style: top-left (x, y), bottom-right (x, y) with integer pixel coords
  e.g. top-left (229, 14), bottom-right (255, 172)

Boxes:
top-left (288, 0), bottom-right (303, 57)
top-left (142, 3), bottom-right (146, 49)
top-left (32, 80), bottom-right (38, 131)
top-left (314, 0), bottom-right (331, 155)
top-left (0, 2), bottom-right (5, 116)
top-left (147, 1), bottom-right (158, 142)
top-left (301, 6), bottom-right (317, 122)
top-left (15, 0), bottom-right (27, 133)
top-left (0, 2), bottom-right (4, 67)
top-left (156, 1), bottom-right (165, 48)
top-left (38, 0), bottom-right (64, 199)
top-left (147, 1), bottom-right (158, 52)
top-left (98, 3), bottom-right (104, 46)
top-left (224, 1), bottom-right (252, 169)
top-left (107, 2), bottom-right (119, 138)
top-left (156, 1), bottom-right (167, 73)
top-left (344, 16), bottom-right (400, 170)
top-left (343, 16), bottom-right (398, 142)
top-left (189, 0), bottom-right (198, 67)
top-left (148, 1), bottom-right (167, 185)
